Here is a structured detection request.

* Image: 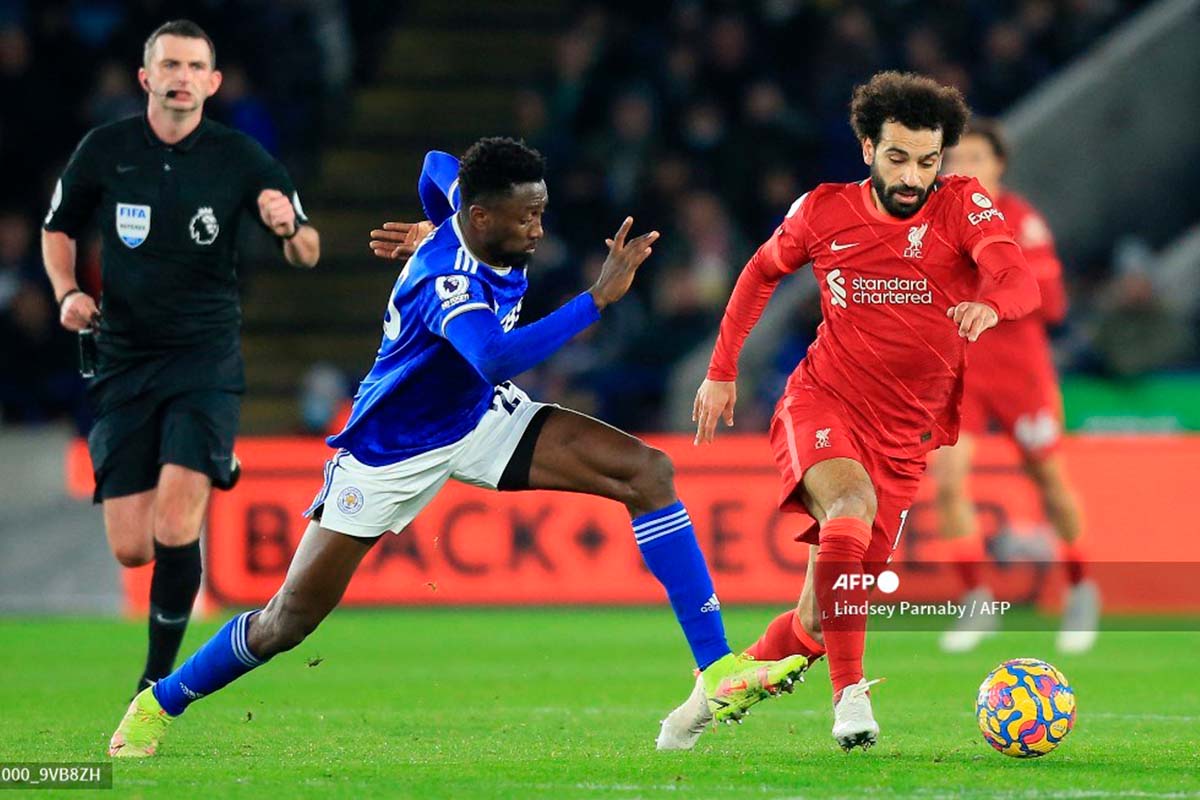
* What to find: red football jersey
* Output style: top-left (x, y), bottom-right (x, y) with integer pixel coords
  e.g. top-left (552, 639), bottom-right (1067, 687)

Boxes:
top-left (969, 191), bottom-right (1067, 373)
top-left (961, 190), bottom-right (1066, 448)
top-left (709, 176), bottom-right (1040, 459)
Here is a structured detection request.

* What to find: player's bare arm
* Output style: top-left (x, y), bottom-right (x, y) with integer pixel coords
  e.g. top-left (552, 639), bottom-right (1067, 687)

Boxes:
top-left (41, 228), bottom-right (99, 331)
top-left (589, 216), bottom-right (659, 310)
top-left (257, 189), bottom-right (320, 268)
top-left (693, 379), bottom-right (736, 445)
top-left (369, 221), bottom-right (435, 261)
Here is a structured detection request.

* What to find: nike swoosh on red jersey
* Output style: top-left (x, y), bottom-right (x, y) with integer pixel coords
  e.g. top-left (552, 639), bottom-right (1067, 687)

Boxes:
top-left (830, 241), bottom-right (859, 251)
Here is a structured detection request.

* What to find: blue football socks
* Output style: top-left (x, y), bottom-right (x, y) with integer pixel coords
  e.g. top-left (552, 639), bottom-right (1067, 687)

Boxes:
top-left (152, 610), bottom-right (266, 716)
top-left (632, 501), bottom-right (731, 669)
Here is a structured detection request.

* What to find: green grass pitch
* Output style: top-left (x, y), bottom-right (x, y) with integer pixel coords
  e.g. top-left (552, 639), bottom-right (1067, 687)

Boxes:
top-left (1, 608), bottom-right (1197, 799)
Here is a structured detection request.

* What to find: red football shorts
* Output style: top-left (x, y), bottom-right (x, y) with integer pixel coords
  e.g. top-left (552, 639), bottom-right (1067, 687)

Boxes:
top-left (960, 336), bottom-right (1063, 458)
top-left (768, 384), bottom-right (926, 566)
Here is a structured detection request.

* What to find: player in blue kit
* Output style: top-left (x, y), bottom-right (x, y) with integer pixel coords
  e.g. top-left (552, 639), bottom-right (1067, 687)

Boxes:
top-left (109, 138), bottom-right (808, 757)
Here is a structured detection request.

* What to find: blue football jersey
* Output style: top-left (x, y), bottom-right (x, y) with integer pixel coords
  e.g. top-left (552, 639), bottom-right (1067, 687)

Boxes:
top-left (327, 215), bottom-right (527, 465)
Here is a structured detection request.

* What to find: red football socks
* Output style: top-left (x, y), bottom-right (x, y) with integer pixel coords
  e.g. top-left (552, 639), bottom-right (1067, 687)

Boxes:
top-left (814, 516), bottom-right (872, 697)
top-left (1060, 540), bottom-right (1088, 585)
top-left (950, 535), bottom-right (986, 590)
top-left (745, 608), bottom-right (827, 662)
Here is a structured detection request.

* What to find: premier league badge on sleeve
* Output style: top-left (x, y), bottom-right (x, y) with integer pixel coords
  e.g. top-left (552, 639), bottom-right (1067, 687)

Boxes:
top-left (435, 274), bottom-right (469, 300)
top-left (435, 274), bottom-right (472, 309)
top-left (115, 203), bottom-right (151, 248)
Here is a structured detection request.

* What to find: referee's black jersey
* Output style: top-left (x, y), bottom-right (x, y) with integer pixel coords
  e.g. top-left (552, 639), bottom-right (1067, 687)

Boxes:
top-left (43, 114), bottom-right (308, 359)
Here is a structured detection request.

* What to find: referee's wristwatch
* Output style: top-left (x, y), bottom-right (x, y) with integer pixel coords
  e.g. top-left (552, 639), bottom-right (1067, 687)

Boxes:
top-left (281, 223), bottom-right (301, 240)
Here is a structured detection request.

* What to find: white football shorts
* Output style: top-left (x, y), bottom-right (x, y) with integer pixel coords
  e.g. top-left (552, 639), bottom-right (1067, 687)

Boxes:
top-left (305, 383), bottom-right (553, 538)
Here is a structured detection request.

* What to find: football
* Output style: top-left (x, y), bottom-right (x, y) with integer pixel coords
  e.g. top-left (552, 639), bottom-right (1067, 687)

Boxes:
top-left (976, 658), bottom-right (1076, 758)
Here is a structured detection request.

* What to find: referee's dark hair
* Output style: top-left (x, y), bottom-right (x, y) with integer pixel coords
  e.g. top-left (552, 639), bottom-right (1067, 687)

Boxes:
top-left (850, 71), bottom-right (969, 149)
top-left (143, 20), bottom-right (216, 69)
top-left (458, 137), bottom-right (546, 208)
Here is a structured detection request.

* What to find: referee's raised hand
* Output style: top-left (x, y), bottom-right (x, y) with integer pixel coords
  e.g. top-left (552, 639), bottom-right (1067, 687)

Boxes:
top-left (59, 290), bottom-right (100, 332)
top-left (257, 189), bottom-right (297, 238)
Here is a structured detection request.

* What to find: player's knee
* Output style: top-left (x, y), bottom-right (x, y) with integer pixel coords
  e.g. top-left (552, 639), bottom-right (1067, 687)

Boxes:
top-left (935, 479), bottom-right (964, 509)
top-left (152, 510), bottom-right (201, 547)
top-left (1023, 457), bottom-right (1058, 493)
top-left (627, 447), bottom-right (676, 513)
top-left (825, 486), bottom-right (876, 525)
top-left (112, 539), bottom-right (153, 568)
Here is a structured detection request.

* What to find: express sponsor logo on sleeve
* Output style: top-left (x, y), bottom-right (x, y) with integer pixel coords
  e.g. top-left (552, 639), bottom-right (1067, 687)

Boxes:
top-left (967, 192), bottom-right (1005, 226)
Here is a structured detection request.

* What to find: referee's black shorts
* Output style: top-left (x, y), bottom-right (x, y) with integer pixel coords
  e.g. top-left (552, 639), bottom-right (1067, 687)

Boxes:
top-left (87, 389), bottom-right (240, 503)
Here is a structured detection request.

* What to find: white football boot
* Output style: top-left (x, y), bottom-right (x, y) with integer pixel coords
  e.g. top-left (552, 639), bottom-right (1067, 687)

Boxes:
top-left (1057, 580), bottom-right (1100, 654)
top-left (656, 673), bottom-right (711, 750)
top-left (939, 587), bottom-right (999, 653)
top-left (831, 678), bottom-right (883, 751)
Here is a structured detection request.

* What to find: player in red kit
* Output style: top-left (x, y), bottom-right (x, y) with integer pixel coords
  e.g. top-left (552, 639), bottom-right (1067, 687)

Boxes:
top-left (656, 73), bottom-right (1040, 752)
top-left (933, 121), bottom-right (1097, 655)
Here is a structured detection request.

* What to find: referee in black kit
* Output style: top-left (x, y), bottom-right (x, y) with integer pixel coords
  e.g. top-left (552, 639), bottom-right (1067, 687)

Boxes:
top-left (41, 20), bottom-right (320, 696)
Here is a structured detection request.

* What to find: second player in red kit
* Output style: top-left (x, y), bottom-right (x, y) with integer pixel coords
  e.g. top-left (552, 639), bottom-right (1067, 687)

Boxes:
top-left (659, 72), bottom-right (1040, 752)
top-left (934, 121), bottom-right (1095, 656)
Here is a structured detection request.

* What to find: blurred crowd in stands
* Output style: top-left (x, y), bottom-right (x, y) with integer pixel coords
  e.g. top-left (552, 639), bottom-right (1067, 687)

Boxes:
top-left (2, 0), bottom-right (1196, 434)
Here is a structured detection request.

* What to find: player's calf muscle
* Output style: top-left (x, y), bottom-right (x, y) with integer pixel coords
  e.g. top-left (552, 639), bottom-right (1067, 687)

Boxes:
top-left (103, 497), bottom-right (155, 566)
top-left (249, 593), bottom-right (323, 657)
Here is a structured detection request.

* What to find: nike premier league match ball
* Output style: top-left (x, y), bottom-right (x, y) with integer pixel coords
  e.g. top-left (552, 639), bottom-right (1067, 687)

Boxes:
top-left (976, 658), bottom-right (1076, 758)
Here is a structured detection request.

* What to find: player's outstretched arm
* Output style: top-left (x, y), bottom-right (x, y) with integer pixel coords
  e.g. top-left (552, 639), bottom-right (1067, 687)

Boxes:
top-left (693, 379), bottom-right (736, 445)
top-left (442, 217), bottom-right (658, 385)
top-left (369, 221), bottom-right (435, 262)
top-left (694, 232), bottom-right (800, 444)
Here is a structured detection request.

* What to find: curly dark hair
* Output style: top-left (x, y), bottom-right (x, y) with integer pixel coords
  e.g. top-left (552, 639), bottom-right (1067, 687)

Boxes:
top-left (458, 137), bottom-right (546, 207)
top-left (850, 71), bottom-right (969, 149)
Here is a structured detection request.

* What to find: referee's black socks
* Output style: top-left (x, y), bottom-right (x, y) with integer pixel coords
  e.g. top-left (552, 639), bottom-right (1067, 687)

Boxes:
top-left (137, 539), bottom-right (203, 695)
